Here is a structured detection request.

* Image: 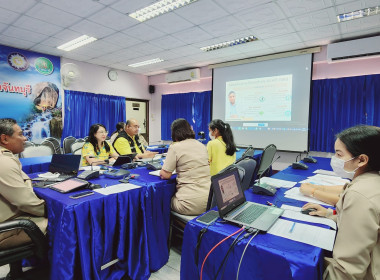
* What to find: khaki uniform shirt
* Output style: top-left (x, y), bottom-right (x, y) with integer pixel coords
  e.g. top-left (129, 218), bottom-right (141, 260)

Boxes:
top-left (324, 171), bottom-right (380, 280)
top-left (0, 146), bottom-right (46, 226)
top-left (162, 139), bottom-right (210, 214)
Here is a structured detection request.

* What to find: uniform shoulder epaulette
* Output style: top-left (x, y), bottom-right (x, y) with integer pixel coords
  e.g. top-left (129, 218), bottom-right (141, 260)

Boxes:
top-left (0, 148), bottom-right (13, 156)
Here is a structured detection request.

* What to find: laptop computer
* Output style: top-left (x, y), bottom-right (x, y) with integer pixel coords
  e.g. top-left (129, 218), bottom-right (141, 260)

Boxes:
top-left (211, 167), bottom-right (284, 232)
top-left (32, 154), bottom-right (81, 182)
top-left (112, 153), bottom-right (137, 166)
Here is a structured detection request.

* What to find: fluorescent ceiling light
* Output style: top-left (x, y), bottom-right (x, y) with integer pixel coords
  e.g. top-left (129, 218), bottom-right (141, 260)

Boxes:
top-left (337, 6), bottom-right (379, 22)
top-left (57, 35), bottom-right (97, 51)
top-left (128, 58), bottom-right (164, 68)
top-left (200, 36), bottom-right (258, 52)
top-left (129, 0), bottom-right (198, 22)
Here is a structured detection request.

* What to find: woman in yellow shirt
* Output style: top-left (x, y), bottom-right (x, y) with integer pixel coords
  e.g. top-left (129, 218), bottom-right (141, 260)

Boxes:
top-left (81, 124), bottom-right (119, 166)
top-left (207, 119), bottom-right (236, 176)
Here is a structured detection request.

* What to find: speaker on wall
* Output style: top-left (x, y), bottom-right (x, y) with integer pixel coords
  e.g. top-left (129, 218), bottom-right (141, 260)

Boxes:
top-left (149, 85), bottom-right (155, 94)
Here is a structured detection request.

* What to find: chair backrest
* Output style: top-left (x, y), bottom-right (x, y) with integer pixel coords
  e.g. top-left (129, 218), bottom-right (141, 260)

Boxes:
top-left (24, 141), bottom-right (35, 149)
top-left (44, 137), bottom-right (62, 154)
top-left (63, 136), bottom-right (76, 154)
top-left (19, 145), bottom-right (54, 158)
top-left (235, 157), bottom-right (257, 190)
top-left (40, 139), bottom-right (56, 154)
top-left (257, 144), bottom-right (277, 177)
top-left (70, 140), bottom-right (85, 155)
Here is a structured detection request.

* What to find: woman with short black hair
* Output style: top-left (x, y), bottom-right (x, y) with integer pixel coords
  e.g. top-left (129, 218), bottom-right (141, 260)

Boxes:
top-left (302, 125), bottom-right (380, 280)
top-left (160, 119), bottom-right (210, 215)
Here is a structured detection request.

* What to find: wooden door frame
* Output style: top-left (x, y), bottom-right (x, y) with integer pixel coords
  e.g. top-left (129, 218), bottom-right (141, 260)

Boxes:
top-left (125, 98), bottom-right (149, 143)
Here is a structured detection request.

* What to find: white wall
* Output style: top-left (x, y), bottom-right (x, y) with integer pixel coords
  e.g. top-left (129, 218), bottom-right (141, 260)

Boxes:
top-left (61, 58), bottom-right (162, 141)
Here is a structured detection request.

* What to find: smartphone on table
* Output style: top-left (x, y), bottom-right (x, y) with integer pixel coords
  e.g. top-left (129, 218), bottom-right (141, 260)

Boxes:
top-left (69, 191), bottom-right (94, 199)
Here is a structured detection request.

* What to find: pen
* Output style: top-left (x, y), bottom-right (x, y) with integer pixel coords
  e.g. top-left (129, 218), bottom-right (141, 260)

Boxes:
top-left (266, 201), bottom-right (274, 207)
top-left (289, 222), bottom-right (296, 233)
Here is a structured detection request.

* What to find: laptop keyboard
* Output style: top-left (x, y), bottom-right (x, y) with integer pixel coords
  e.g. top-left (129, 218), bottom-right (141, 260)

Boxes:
top-left (233, 204), bottom-right (267, 224)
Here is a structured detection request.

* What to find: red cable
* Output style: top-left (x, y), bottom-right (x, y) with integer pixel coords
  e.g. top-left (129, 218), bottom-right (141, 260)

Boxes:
top-left (200, 227), bottom-right (244, 280)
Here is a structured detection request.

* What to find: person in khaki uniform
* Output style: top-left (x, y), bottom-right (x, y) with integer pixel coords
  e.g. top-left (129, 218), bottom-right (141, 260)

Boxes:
top-left (302, 125), bottom-right (380, 280)
top-left (160, 118), bottom-right (210, 215)
top-left (0, 118), bottom-right (47, 249)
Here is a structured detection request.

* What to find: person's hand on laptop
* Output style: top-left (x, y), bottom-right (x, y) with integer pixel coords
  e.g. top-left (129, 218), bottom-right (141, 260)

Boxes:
top-left (137, 151), bottom-right (159, 159)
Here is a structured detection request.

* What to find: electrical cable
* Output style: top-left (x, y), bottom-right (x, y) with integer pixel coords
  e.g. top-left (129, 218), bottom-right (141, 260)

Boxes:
top-left (200, 227), bottom-right (244, 280)
top-left (213, 229), bottom-right (247, 280)
top-left (236, 230), bottom-right (259, 280)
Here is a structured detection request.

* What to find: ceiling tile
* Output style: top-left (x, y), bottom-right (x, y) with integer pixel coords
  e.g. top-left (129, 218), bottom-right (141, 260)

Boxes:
top-left (290, 7), bottom-right (338, 31)
top-left (199, 15), bottom-right (247, 37)
top-left (339, 14), bottom-right (380, 33)
top-left (110, 0), bottom-right (154, 14)
top-left (0, 35), bottom-right (36, 49)
top-left (88, 7), bottom-right (138, 31)
top-left (0, 9), bottom-right (19, 25)
top-left (170, 45), bottom-right (202, 56)
top-left (41, 0), bottom-right (104, 17)
top-left (111, 48), bottom-right (145, 61)
top-left (29, 44), bottom-right (65, 56)
top-left (303, 35), bottom-right (341, 47)
top-left (0, 0), bottom-right (38, 13)
top-left (298, 24), bottom-right (340, 41)
top-left (86, 40), bottom-right (124, 54)
top-left (102, 32), bottom-right (142, 48)
top-left (63, 52), bottom-right (95, 62)
top-left (51, 29), bottom-right (83, 43)
top-left (26, 3), bottom-right (81, 28)
top-left (2, 26), bottom-right (49, 43)
top-left (123, 24), bottom-right (165, 41)
top-left (145, 12), bottom-right (194, 34)
top-left (12, 15), bottom-right (64, 36)
top-left (277, 0), bottom-right (334, 17)
top-left (214, 0), bottom-right (271, 14)
top-left (70, 19), bottom-right (117, 38)
top-left (252, 20), bottom-right (295, 39)
top-left (171, 26), bottom-right (214, 44)
top-left (153, 50), bottom-right (184, 60)
top-left (174, 0), bottom-right (228, 25)
top-left (336, 0), bottom-right (380, 14)
top-left (232, 40), bottom-right (272, 53)
top-left (150, 35), bottom-right (187, 50)
top-left (264, 32), bottom-right (303, 47)
top-left (128, 42), bottom-right (163, 56)
top-left (235, 3), bottom-right (286, 28)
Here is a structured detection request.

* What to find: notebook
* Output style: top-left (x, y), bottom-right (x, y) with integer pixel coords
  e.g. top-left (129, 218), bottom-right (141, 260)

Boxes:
top-left (32, 154), bottom-right (81, 182)
top-left (211, 167), bottom-right (284, 232)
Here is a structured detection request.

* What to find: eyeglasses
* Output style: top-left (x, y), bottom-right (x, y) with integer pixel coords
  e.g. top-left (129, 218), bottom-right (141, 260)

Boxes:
top-left (97, 130), bottom-right (108, 135)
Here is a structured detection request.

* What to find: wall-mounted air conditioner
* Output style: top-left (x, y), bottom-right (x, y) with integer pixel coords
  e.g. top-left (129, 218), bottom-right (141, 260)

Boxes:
top-left (165, 68), bottom-right (200, 83)
top-left (327, 35), bottom-right (380, 62)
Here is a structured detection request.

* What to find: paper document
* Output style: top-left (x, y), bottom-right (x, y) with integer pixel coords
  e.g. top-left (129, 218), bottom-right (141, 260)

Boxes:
top-left (284, 187), bottom-right (330, 206)
top-left (94, 183), bottom-right (142, 195)
top-left (280, 205), bottom-right (336, 230)
top-left (149, 170), bottom-right (176, 177)
top-left (258, 177), bottom-right (297, 189)
top-left (300, 174), bottom-right (349, 186)
top-left (268, 219), bottom-right (336, 251)
top-left (313, 169), bottom-right (337, 176)
top-left (79, 166), bottom-right (101, 171)
top-left (37, 172), bottom-right (60, 179)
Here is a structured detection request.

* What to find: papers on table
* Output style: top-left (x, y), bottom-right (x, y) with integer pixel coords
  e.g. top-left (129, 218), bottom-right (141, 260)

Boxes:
top-left (37, 172), bottom-right (60, 179)
top-left (79, 166), bottom-right (101, 171)
top-left (280, 205), bottom-right (336, 230)
top-left (284, 187), bottom-right (330, 206)
top-left (149, 170), bottom-right (176, 177)
top-left (300, 174), bottom-right (349, 186)
top-left (93, 183), bottom-right (141, 195)
top-left (257, 177), bottom-right (297, 189)
top-left (268, 219), bottom-right (336, 251)
top-left (313, 169), bottom-right (337, 176)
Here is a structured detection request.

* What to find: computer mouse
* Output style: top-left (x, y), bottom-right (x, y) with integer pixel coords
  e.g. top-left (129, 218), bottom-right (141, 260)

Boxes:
top-left (88, 183), bottom-right (102, 190)
top-left (301, 208), bottom-right (317, 215)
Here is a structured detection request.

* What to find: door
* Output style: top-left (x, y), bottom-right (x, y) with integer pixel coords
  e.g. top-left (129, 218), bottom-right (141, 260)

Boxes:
top-left (125, 99), bottom-right (149, 143)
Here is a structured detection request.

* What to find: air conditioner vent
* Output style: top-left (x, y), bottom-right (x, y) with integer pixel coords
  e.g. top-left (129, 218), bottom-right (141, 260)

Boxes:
top-left (165, 68), bottom-right (200, 83)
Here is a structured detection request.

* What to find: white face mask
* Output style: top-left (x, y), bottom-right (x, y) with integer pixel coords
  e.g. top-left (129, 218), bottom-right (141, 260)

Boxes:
top-left (209, 132), bottom-right (215, 140)
top-left (330, 156), bottom-right (358, 179)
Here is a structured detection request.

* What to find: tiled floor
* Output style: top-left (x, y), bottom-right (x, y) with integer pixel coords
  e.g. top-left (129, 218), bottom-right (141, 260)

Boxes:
top-left (0, 248), bottom-right (181, 280)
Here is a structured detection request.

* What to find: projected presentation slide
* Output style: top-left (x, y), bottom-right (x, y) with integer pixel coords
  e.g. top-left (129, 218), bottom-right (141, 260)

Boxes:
top-left (225, 75), bottom-right (292, 122)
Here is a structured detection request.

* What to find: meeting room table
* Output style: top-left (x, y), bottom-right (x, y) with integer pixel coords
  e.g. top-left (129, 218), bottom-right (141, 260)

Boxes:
top-left (181, 157), bottom-right (333, 280)
top-left (30, 167), bottom-right (176, 280)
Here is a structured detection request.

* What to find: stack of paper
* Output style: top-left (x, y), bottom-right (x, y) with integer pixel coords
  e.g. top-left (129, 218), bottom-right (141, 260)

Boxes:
top-left (300, 174), bottom-right (349, 186)
top-left (284, 187), bottom-right (330, 206)
top-left (258, 177), bottom-right (297, 189)
top-left (94, 183), bottom-right (142, 195)
top-left (149, 170), bottom-right (176, 177)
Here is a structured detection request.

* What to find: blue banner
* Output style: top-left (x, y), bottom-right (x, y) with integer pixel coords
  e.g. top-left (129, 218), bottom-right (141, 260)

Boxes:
top-left (0, 45), bottom-right (62, 143)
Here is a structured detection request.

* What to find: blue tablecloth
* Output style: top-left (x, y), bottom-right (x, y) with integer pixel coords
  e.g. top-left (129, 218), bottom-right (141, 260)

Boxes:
top-left (20, 155), bottom-right (52, 173)
top-left (146, 145), bottom-right (169, 154)
top-left (181, 157), bottom-right (332, 280)
top-left (32, 167), bottom-right (176, 280)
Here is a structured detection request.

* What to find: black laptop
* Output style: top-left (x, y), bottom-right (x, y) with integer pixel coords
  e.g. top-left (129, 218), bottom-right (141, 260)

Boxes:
top-left (32, 154), bottom-right (81, 182)
top-left (112, 153), bottom-right (137, 166)
top-left (212, 167), bottom-right (283, 232)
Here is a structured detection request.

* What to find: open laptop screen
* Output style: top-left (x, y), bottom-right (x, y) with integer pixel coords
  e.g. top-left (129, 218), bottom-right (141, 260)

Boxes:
top-left (212, 168), bottom-right (246, 216)
top-left (49, 154), bottom-right (81, 174)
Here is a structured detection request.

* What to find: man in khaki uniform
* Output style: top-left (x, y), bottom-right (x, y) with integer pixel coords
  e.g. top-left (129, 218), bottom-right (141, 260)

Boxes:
top-left (0, 118), bottom-right (47, 249)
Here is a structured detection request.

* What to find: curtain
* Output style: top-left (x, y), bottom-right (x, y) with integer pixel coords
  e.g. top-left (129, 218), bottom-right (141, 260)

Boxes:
top-left (310, 74), bottom-right (380, 152)
top-left (161, 91), bottom-right (211, 140)
top-left (62, 90), bottom-right (126, 140)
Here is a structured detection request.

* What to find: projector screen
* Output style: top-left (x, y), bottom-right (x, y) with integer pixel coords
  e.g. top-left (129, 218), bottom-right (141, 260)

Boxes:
top-left (213, 54), bottom-right (312, 152)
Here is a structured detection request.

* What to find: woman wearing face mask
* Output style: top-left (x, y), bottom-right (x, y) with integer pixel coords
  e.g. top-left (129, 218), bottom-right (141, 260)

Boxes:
top-left (207, 119), bottom-right (237, 176)
top-left (302, 125), bottom-right (380, 280)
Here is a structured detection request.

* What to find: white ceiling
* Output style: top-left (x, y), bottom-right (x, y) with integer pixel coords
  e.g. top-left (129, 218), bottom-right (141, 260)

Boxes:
top-left (0, 0), bottom-right (379, 76)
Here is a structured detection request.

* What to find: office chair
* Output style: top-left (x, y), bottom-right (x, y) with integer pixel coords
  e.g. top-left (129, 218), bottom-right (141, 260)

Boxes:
top-left (62, 136), bottom-right (76, 154)
top-left (19, 145), bottom-right (54, 158)
top-left (0, 219), bottom-right (48, 280)
top-left (44, 137), bottom-right (62, 154)
top-left (70, 139), bottom-right (85, 155)
top-left (256, 144), bottom-right (277, 179)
